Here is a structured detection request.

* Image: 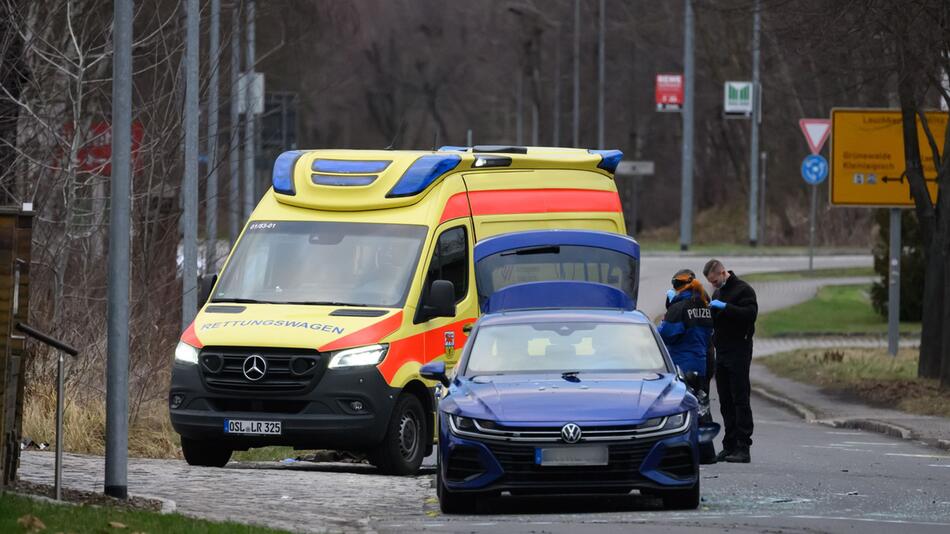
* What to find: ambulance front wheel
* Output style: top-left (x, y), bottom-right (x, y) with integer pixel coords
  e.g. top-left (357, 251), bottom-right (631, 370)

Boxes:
top-left (371, 394), bottom-right (426, 475)
top-left (181, 437), bottom-right (232, 467)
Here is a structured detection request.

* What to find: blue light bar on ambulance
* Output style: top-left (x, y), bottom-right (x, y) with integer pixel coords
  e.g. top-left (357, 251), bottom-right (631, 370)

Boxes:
top-left (588, 149), bottom-right (624, 173)
top-left (386, 154), bottom-right (461, 198)
top-left (272, 150), bottom-right (307, 195)
top-left (438, 146), bottom-right (469, 152)
top-left (312, 159), bottom-right (391, 173)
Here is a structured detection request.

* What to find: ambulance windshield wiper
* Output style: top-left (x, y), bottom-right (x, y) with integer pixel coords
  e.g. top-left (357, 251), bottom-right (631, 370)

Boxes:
top-left (286, 301), bottom-right (369, 307)
top-left (210, 298), bottom-right (276, 304)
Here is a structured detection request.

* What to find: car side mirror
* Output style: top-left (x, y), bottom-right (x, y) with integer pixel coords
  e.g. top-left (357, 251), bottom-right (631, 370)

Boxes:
top-left (684, 370), bottom-right (702, 391)
top-left (423, 280), bottom-right (456, 319)
top-left (420, 360), bottom-right (450, 387)
top-left (198, 274), bottom-right (218, 309)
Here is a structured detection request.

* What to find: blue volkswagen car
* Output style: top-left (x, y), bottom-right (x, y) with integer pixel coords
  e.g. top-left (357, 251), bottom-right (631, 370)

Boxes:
top-left (421, 280), bottom-right (707, 514)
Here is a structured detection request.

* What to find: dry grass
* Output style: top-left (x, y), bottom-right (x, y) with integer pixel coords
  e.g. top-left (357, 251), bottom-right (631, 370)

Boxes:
top-left (21, 385), bottom-right (181, 459)
top-left (762, 348), bottom-right (950, 418)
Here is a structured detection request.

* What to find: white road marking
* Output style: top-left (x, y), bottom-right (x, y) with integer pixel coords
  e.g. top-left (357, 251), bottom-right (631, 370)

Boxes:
top-left (792, 515), bottom-right (950, 527)
top-left (801, 445), bottom-right (872, 452)
top-left (839, 441), bottom-right (901, 446)
top-left (886, 453), bottom-right (950, 459)
top-left (927, 464), bottom-right (950, 467)
top-left (825, 431), bottom-right (865, 435)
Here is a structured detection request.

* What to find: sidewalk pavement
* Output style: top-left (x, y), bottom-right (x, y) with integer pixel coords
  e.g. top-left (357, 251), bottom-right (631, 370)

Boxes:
top-left (749, 360), bottom-right (950, 452)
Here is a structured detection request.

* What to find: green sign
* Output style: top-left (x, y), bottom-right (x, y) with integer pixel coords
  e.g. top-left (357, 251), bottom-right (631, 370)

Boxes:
top-left (724, 81), bottom-right (753, 115)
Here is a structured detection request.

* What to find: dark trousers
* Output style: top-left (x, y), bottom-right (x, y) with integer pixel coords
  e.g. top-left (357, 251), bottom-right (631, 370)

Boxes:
top-left (715, 345), bottom-right (754, 451)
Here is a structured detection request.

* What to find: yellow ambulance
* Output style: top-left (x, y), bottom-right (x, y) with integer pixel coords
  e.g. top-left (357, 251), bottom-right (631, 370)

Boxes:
top-left (169, 146), bottom-right (628, 474)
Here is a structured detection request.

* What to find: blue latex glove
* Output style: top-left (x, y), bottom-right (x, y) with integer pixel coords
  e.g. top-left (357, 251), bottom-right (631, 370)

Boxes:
top-left (710, 299), bottom-right (726, 310)
top-left (666, 289), bottom-right (677, 302)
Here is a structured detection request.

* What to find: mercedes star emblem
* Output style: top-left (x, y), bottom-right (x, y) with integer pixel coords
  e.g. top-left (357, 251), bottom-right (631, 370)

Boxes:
top-left (561, 423), bottom-right (582, 444)
top-left (242, 354), bottom-right (267, 381)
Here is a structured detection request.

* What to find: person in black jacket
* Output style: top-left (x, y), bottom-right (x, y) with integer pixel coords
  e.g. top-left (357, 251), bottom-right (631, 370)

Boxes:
top-left (703, 259), bottom-right (757, 463)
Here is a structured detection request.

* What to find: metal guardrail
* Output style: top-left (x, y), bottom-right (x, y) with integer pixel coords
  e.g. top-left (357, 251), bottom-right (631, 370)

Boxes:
top-left (15, 323), bottom-right (78, 501)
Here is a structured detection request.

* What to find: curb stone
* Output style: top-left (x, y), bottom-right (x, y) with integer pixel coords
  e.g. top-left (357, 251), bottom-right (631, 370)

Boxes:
top-left (749, 383), bottom-right (818, 422)
top-left (751, 380), bottom-right (950, 453)
top-left (6, 490), bottom-right (176, 514)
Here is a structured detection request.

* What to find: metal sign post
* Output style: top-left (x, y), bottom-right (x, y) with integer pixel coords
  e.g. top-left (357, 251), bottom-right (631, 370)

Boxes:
top-left (615, 161), bottom-right (655, 238)
top-left (888, 209), bottom-right (901, 355)
top-left (801, 154), bottom-right (829, 271)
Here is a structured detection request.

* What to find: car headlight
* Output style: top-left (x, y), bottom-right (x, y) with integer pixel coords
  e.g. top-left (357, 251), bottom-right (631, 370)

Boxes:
top-left (451, 414), bottom-right (476, 432)
top-left (174, 341), bottom-right (199, 365)
top-left (328, 344), bottom-right (389, 369)
top-left (661, 412), bottom-right (689, 431)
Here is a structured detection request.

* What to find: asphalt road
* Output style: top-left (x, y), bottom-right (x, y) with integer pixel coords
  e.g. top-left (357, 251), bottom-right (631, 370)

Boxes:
top-left (19, 393), bottom-right (949, 533)
top-left (374, 395), bottom-right (950, 534)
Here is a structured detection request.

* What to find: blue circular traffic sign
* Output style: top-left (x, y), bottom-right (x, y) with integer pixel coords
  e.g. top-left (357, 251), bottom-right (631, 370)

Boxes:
top-left (801, 154), bottom-right (828, 185)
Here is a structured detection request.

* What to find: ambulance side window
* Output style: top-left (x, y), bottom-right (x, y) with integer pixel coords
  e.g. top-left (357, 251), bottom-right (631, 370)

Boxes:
top-left (424, 226), bottom-right (468, 303)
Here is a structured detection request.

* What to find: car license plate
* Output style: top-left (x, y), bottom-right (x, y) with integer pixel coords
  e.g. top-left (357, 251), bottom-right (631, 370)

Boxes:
top-left (535, 445), bottom-right (608, 466)
top-left (224, 419), bottom-right (281, 435)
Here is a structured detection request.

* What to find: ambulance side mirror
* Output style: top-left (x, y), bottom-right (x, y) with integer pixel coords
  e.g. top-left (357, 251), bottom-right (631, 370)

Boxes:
top-left (422, 280), bottom-right (456, 320)
top-left (198, 274), bottom-right (218, 309)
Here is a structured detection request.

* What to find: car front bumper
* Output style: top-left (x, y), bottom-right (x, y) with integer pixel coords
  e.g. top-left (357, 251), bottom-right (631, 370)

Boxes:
top-left (438, 415), bottom-right (699, 493)
top-left (169, 360), bottom-right (401, 450)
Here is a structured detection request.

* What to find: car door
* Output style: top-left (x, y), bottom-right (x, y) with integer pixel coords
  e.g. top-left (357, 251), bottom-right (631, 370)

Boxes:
top-left (415, 221), bottom-right (478, 370)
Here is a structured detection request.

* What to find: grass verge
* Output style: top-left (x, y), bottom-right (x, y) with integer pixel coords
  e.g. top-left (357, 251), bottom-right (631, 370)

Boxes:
top-left (21, 386), bottom-right (181, 459)
top-left (0, 492), bottom-right (290, 534)
top-left (756, 284), bottom-right (921, 337)
top-left (761, 348), bottom-right (949, 418)
top-left (743, 266), bottom-right (874, 283)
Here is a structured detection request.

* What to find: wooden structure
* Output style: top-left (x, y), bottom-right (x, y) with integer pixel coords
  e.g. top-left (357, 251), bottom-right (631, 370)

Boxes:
top-left (0, 206), bottom-right (33, 489)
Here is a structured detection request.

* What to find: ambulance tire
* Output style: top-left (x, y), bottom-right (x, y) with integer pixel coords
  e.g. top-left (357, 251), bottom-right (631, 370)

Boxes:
top-left (181, 437), bottom-right (232, 467)
top-left (372, 394), bottom-right (426, 475)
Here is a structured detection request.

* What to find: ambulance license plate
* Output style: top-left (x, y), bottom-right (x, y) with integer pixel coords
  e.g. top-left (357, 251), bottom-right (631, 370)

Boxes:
top-left (224, 419), bottom-right (281, 435)
top-left (535, 445), bottom-right (608, 466)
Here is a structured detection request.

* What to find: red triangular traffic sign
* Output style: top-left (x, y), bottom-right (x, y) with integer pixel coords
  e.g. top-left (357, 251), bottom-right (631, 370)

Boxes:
top-left (799, 119), bottom-right (831, 155)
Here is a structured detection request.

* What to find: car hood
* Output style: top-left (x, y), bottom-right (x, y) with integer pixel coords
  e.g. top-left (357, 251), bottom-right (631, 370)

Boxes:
top-left (447, 372), bottom-right (691, 423)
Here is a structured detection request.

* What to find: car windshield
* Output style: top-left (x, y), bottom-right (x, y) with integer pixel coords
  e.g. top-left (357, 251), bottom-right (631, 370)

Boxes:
top-left (212, 221), bottom-right (428, 307)
top-left (464, 321), bottom-right (668, 375)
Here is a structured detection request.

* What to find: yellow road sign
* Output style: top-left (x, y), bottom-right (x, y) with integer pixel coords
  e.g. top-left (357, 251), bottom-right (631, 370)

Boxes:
top-left (830, 108), bottom-right (943, 207)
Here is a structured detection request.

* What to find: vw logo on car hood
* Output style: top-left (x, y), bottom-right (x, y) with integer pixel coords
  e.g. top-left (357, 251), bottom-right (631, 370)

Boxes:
top-left (242, 354), bottom-right (267, 381)
top-left (561, 423), bottom-right (582, 444)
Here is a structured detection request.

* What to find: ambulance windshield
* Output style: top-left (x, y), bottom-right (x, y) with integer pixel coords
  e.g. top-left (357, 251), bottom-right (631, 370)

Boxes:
top-left (212, 221), bottom-right (428, 308)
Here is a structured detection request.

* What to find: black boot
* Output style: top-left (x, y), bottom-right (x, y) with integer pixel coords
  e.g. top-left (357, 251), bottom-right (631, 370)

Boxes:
top-left (714, 448), bottom-right (733, 462)
top-left (724, 447), bottom-right (750, 463)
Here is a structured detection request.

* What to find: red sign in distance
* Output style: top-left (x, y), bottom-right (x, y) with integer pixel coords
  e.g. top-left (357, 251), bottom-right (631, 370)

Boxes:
top-left (799, 118), bottom-right (831, 155)
top-left (655, 73), bottom-right (684, 111)
top-left (62, 121), bottom-right (144, 175)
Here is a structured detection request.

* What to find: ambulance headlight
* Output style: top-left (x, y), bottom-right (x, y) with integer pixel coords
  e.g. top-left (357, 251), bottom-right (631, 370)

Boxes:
top-left (174, 341), bottom-right (199, 365)
top-left (328, 344), bottom-right (389, 369)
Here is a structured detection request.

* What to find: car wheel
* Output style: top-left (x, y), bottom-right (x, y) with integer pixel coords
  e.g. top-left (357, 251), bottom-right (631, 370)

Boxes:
top-left (437, 467), bottom-right (479, 514)
top-left (181, 437), bottom-right (232, 467)
top-left (660, 479), bottom-right (700, 510)
top-left (371, 394), bottom-right (426, 475)
top-left (699, 441), bottom-right (717, 464)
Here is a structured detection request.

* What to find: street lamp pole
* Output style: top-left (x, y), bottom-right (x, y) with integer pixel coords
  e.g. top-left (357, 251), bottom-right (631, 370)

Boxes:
top-left (679, 0), bottom-right (695, 251)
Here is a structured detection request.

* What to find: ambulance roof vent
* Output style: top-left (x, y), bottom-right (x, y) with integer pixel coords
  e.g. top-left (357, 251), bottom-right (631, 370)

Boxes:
top-left (386, 154), bottom-right (461, 198)
top-left (473, 145), bottom-right (528, 154)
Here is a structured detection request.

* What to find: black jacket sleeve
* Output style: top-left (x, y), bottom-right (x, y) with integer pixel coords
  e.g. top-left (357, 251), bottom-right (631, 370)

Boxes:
top-left (722, 283), bottom-right (757, 326)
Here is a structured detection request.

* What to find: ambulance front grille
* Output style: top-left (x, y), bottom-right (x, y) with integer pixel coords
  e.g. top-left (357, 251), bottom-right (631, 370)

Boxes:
top-left (198, 347), bottom-right (326, 393)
